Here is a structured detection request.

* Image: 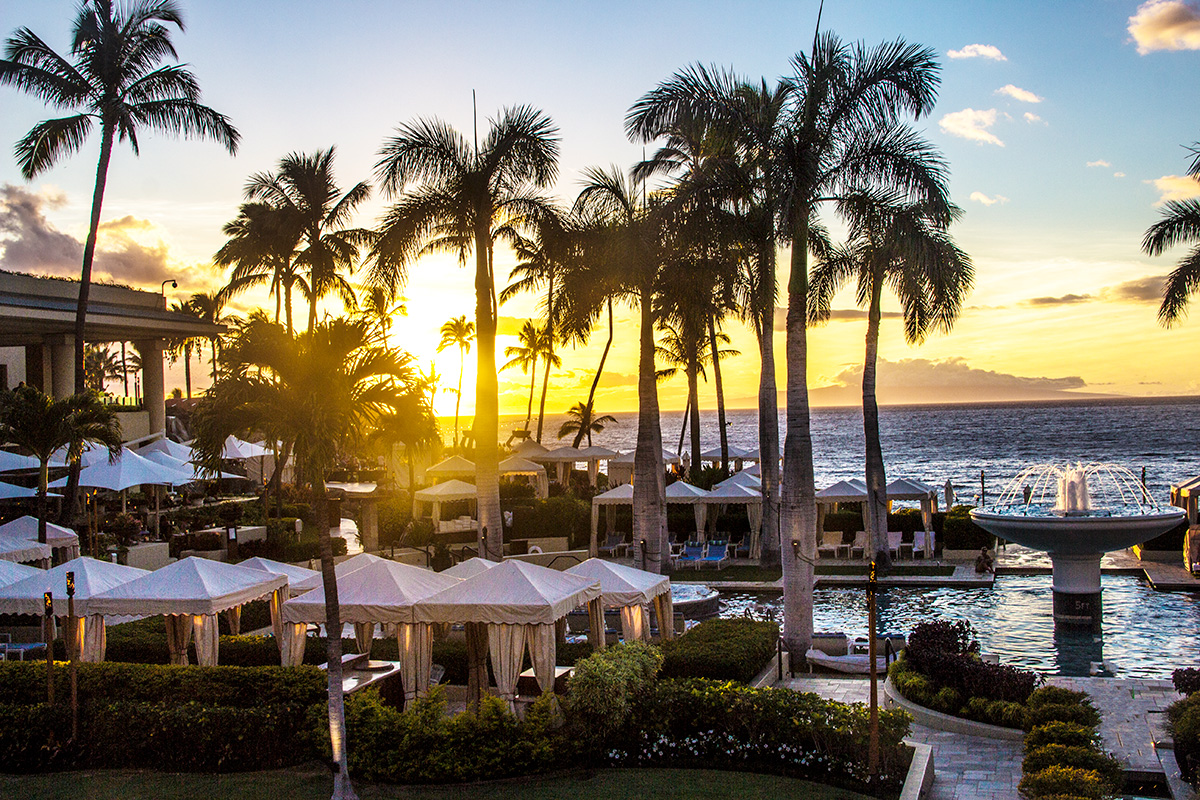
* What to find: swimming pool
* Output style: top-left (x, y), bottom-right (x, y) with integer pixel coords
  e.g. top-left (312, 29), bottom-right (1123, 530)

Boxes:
top-left (719, 574), bottom-right (1200, 679)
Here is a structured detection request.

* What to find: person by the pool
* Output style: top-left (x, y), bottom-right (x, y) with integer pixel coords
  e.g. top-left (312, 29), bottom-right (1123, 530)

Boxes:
top-left (975, 547), bottom-right (994, 574)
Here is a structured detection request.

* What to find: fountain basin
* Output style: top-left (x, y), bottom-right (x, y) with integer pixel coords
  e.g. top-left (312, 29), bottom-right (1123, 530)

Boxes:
top-left (969, 509), bottom-right (1183, 555)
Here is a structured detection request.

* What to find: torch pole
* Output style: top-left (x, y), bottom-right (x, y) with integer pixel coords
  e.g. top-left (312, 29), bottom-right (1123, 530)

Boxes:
top-left (67, 571), bottom-right (78, 740)
top-left (43, 591), bottom-right (54, 706)
top-left (868, 558), bottom-right (880, 785)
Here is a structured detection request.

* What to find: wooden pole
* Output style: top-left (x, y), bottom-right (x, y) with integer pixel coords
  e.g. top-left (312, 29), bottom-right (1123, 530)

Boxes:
top-left (67, 572), bottom-right (78, 740)
top-left (867, 559), bottom-right (879, 784)
top-left (43, 591), bottom-right (54, 706)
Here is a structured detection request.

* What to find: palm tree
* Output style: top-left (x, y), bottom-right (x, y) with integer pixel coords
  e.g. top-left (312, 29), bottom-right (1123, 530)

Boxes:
top-left (356, 286), bottom-right (406, 346)
top-left (372, 387), bottom-right (440, 517)
top-left (0, 0), bottom-right (239, 394)
top-left (1143, 143), bottom-right (1200, 325)
top-left (574, 165), bottom-right (669, 573)
top-left (192, 316), bottom-right (410, 800)
top-left (371, 105), bottom-right (560, 562)
top-left (165, 300), bottom-right (206, 399)
top-left (0, 386), bottom-right (121, 545)
top-left (811, 200), bottom-right (971, 568)
top-left (501, 320), bottom-right (543, 433)
top-left (215, 201), bottom-right (306, 335)
top-left (557, 401), bottom-right (617, 447)
top-left (186, 292), bottom-right (228, 388)
top-left (245, 148), bottom-right (373, 332)
top-left (83, 344), bottom-right (123, 393)
top-left (436, 316), bottom-right (475, 450)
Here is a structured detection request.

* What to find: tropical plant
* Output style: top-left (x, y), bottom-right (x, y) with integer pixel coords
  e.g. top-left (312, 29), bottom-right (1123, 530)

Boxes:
top-left (1143, 143), bottom-right (1200, 326)
top-left (0, 386), bottom-right (121, 544)
top-left (356, 285), bottom-right (406, 346)
top-left (244, 148), bottom-right (373, 332)
top-left (370, 104), bottom-right (560, 562)
top-left (214, 201), bottom-right (306, 335)
top-left (191, 316), bottom-right (411, 800)
top-left (164, 300), bottom-right (204, 399)
top-left (186, 291), bottom-right (229, 388)
top-left (574, 165), bottom-right (669, 572)
top-left (436, 315), bottom-right (475, 449)
top-left (83, 344), bottom-right (123, 393)
top-left (0, 0), bottom-right (239, 393)
top-left (501, 320), bottom-right (545, 433)
top-left (556, 401), bottom-right (616, 447)
top-left (371, 387), bottom-right (439, 518)
top-left (811, 200), bottom-right (971, 567)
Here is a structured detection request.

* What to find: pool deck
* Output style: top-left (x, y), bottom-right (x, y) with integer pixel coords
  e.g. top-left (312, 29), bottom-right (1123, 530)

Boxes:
top-left (779, 673), bottom-right (1185, 800)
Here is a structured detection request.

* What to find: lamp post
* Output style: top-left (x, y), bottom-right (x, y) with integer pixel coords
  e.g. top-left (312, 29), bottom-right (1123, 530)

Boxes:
top-left (43, 591), bottom-right (54, 705)
top-left (160, 278), bottom-right (177, 297)
top-left (67, 571), bottom-right (78, 739)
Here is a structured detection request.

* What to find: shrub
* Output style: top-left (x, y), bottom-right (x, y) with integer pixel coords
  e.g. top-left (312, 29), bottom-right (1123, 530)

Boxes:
top-left (931, 686), bottom-right (963, 714)
top-left (1025, 702), bottom-right (1101, 731)
top-left (1174, 667), bottom-right (1200, 696)
top-left (1025, 721), bottom-right (1101, 753)
top-left (660, 618), bottom-right (778, 683)
top-left (508, 496), bottom-right (590, 549)
top-left (1022, 744), bottom-right (1122, 791)
top-left (961, 697), bottom-right (1028, 729)
top-left (1017, 765), bottom-right (1108, 800)
top-left (566, 641), bottom-right (662, 747)
top-left (1169, 692), bottom-right (1200, 784)
top-left (941, 508), bottom-right (993, 551)
top-left (1028, 685), bottom-right (1093, 709)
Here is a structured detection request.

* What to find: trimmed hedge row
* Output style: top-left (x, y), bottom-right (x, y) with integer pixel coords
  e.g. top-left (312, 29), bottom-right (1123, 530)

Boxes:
top-left (1169, 677), bottom-right (1200, 787)
top-left (660, 618), bottom-right (778, 684)
top-left (1020, 687), bottom-right (1120, 800)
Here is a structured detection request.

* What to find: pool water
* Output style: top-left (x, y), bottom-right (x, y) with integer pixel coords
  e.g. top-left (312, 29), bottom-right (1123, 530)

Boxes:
top-left (720, 575), bottom-right (1200, 679)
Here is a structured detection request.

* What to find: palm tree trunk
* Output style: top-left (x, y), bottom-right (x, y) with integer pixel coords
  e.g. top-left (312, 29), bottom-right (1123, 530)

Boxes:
top-left (453, 357), bottom-right (463, 450)
top-left (121, 341), bottom-right (129, 396)
top-left (757, 297), bottom-right (782, 566)
top-left (183, 341), bottom-right (192, 400)
top-left (74, 123), bottom-right (116, 395)
top-left (535, 271), bottom-right (555, 443)
top-left (863, 274), bottom-right (890, 570)
top-left (37, 459), bottom-right (49, 545)
top-left (315, 470), bottom-right (357, 800)
top-left (676, 394), bottom-right (690, 457)
top-left (687, 356), bottom-right (701, 484)
top-left (474, 234), bottom-right (502, 561)
top-left (633, 285), bottom-right (666, 573)
top-left (781, 213), bottom-right (816, 661)
top-left (285, 282), bottom-right (294, 337)
top-left (524, 358), bottom-right (536, 430)
top-left (573, 299), bottom-right (613, 449)
top-left (709, 314), bottom-right (729, 477)
top-left (210, 339), bottom-right (218, 387)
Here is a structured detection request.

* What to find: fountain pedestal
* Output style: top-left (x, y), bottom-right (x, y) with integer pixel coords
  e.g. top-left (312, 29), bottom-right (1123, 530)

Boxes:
top-left (1049, 553), bottom-right (1102, 628)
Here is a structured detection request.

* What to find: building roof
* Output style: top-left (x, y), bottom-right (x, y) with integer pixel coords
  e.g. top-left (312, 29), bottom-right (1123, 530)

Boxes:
top-left (0, 271), bottom-right (224, 346)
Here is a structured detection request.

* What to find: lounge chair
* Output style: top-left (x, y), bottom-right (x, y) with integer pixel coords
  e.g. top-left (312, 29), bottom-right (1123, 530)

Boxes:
top-left (697, 542), bottom-right (729, 570)
top-left (598, 532), bottom-right (628, 558)
top-left (818, 529), bottom-right (843, 559)
top-left (730, 533), bottom-right (751, 559)
top-left (674, 542), bottom-right (705, 569)
top-left (912, 530), bottom-right (935, 559)
top-left (850, 531), bottom-right (869, 559)
top-left (887, 531), bottom-right (904, 560)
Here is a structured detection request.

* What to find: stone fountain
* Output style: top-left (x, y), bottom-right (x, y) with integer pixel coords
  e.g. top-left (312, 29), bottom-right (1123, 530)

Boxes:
top-left (970, 463), bottom-right (1184, 626)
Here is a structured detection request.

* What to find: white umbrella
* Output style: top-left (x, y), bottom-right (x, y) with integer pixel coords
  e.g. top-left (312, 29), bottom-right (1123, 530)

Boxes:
top-left (49, 447), bottom-right (192, 491)
top-left (142, 450), bottom-right (241, 481)
top-left (135, 437), bottom-right (195, 463)
top-left (0, 480), bottom-right (54, 499)
top-left (222, 436), bottom-right (272, 460)
top-left (0, 450), bottom-right (40, 472)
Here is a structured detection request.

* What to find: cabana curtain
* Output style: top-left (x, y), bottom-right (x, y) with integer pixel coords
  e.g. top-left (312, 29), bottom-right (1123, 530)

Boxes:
top-left (193, 615), bottom-right (219, 666)
top-left (165, 614), bottom-right (192, 666)
top-left (488, 623), bottom-right (527, 713)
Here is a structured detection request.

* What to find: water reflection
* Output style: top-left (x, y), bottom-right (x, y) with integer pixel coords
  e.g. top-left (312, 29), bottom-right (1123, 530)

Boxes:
top-left (719, 575), bottom-right (1200, 678)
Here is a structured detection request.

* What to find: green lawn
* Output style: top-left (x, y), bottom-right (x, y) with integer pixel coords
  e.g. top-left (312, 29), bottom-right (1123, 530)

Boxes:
top-left (1, 766), bottom-right (873, 800)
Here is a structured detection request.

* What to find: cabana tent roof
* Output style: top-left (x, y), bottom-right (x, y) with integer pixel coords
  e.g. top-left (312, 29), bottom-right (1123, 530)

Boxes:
top-left (0, 536), bottom-right (51, 564)
top-left (702, 482), bottom-right (762, 502)
top-left (49, 447), bottom-right (193, 490)
top-left (665, 481), bottom-right (707, 502)
top-left (592, 483), bottom-right (633, 504)
top-left (0, 515), bottom-right (78, 550)
top-left (0, 559), bottom-right (42, 588)
top-left (441, 557), bottom-right (501, 579)
top-left (714, 471), bottom-right (761, 490)
top-left (0, 556), bottom-right (147, 616)
top-left (512, 439), bottom-right (550, 459)
top-left (566, 558), bottom-right (669, 606)
top-left (0, 481), bottom-right (52, 499)
top-left (539, 446), bottom-right (586, 463)
top-left (610, 448), bottom-right (680, 465)
top-left (222, 436), bottom-right (271, 459)
top-left (0, 450), bottom-right (40, 472)
top-left (816, 479), bottom-right (869, 503)
top-left (414, 559), bottom-right (601, 625)
top-left (290, 552), bottom-right (389, 594)
top-left (413, 479), bottom-right (477, 502)
top-left (497, 456), bottom-right (545, 475)
top-left (886, 478), bottom-right (937, 500)
top-left (88, 557), bottom-right (287, 617)
top-left (135, 438), bottom-right (195, 463)
top-left (577, 446), bottom-right (617, 460)
top-left (425, 455), bottom-right (477, 479)
top-left (238, 556), bottom-right (320, 587)
top-left (700, 445), bottom-right (749, 460)
top-left (283, 559), bottom-right (460, 625)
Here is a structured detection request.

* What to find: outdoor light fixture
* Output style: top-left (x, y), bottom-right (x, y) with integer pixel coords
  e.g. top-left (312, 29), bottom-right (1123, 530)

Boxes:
top-left (66, 572), bottom-right (75, 598)
top-left (791, 540), bottom-right (800, 558)
top-left (160, 278), bottom-right (177, 296)
top-left (43, 591), bottom-right (52, 618)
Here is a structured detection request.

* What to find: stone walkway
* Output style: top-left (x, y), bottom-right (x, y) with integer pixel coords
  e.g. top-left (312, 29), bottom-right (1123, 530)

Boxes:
top-left (780, 674), bottom-right (1185, 800)
top-left (782, 675), bottom-right (1024, 799)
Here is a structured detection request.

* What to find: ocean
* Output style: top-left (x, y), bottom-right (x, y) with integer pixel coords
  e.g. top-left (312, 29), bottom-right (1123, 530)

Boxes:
top-left (503, 396), bottom-right (1200, 501)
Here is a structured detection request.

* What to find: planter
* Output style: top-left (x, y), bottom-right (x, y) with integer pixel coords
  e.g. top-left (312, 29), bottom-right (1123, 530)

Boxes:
top-left (883, 676), bottom-right (1024, 741)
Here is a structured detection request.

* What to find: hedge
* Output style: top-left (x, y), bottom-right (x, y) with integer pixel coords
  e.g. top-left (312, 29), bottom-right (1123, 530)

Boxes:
top-left (660, 618), bottom-right (778, 683)
top-left (566, 642), bottom-right (663, 748)
top-left (1020, 685), bottom-right (1117, 800)
top-left (941, 506), bottom-right (994, 551)
top-left (507, 496), bottom-right (590, 549)
top-left (1169, 691), bottom-right (1200, 786)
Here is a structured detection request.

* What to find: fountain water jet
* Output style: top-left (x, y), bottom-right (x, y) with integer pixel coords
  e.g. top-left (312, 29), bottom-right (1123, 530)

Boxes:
top-left (970, 463), bottom-right (1184, 627)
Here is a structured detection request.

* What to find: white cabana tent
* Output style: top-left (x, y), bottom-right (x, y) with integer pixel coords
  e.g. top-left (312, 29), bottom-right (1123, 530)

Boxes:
top-left (815, 479), bottom-right (869, 554)
top-left (498, 456), bottom-right (549, 499)
top-left (0, 535), bottom-right (51, 566)
top-left (539, 446), bottom-right (586, 486)
top-left (282, 560), bottom-right (461, 701)
top-left (425, 455), bottom-right (477, 481)
top-left (566, 558), bottom-right (672, 642)
top-left (0, 515), bottom-right (79, 561)
top-left (289, 552), bottom-right (389, 594)
top-left (577, 446), bottom-right (617, 486)
top-left (606, 448), bottom-right (681, 487)
top-left (0, 557), bottom-right (148, 661)
top-left (0, 481), bottom-right (51, 500)
top-left (414, 559), bottom-right (604, 710)
top-left (88, 557), bottom-right (288, 666)
top-left (442, 556), bottom-right (500, 579)
top-left (239, 556), bottom-right (320, 596)
top-left (714, 470), bottom-right (761, 491)
top-left (142, 450), bottom-right (240, 481)
top-left (588, 481), bottom-right (708, 556)
top-left (699, 445), bottom-right (751, 470)
top-left (512, 439), bottom-right (550, 460)
top-left (48, 447), bottom-right (192, 491)
top-left (886, 477), bottom-right (938, 553)
top-left (413, 479), bottom-right (478, 534)
top-left (0, 559), bottom-right (42, 587)
top-left (700, 482), bottom-right (764, 555)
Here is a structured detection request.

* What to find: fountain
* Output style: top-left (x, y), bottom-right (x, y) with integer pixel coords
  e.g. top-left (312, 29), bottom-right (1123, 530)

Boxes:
top-left (970, 463), bottom-right (1184, 627)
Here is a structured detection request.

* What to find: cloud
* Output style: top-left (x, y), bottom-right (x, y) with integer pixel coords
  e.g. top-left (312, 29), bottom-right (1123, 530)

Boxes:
top-left (0, 184), bottom-right (173, 286)
top-left (1128, 0), bottom-right (1200, 54)
top-left (939, 108), bottom-right (1004, 146)
top-left (1087, 160), bottom-right (1112, 168)
top-left (947, 44), bottom-right (1007, 61)
top-left (1147, 174), bottom-right (1200, 204)
top-left (809, 357), bottom-right (1091, 406)
top-left (1023, 112), bottom-right (1043, 124)
top-left (774, 306), bottom-right (899, 329)
top-left (995, 84), bottom-right (1042, 103)
top-left (969, 191), bottom-right (1009, 206)
top-left (495, 316), bottom-right (530, 336)
top-left (1023, 293), bottom-right (1093, 307)
top-left (1114, 172), bottom-right (1126, 178)
top-left (1102, 275), bottom-right (1166, 302)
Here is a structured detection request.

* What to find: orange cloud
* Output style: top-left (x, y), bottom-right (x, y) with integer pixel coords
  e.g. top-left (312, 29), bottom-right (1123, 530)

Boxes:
top-left (1147, 174), bottom-right (1200, 204)
top-left (1129, 0), bottom-right (1200, 54)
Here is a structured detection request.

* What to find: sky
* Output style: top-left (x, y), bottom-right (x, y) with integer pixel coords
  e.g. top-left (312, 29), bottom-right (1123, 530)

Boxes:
top-left (1, 0), bottom-right (1199, 418)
